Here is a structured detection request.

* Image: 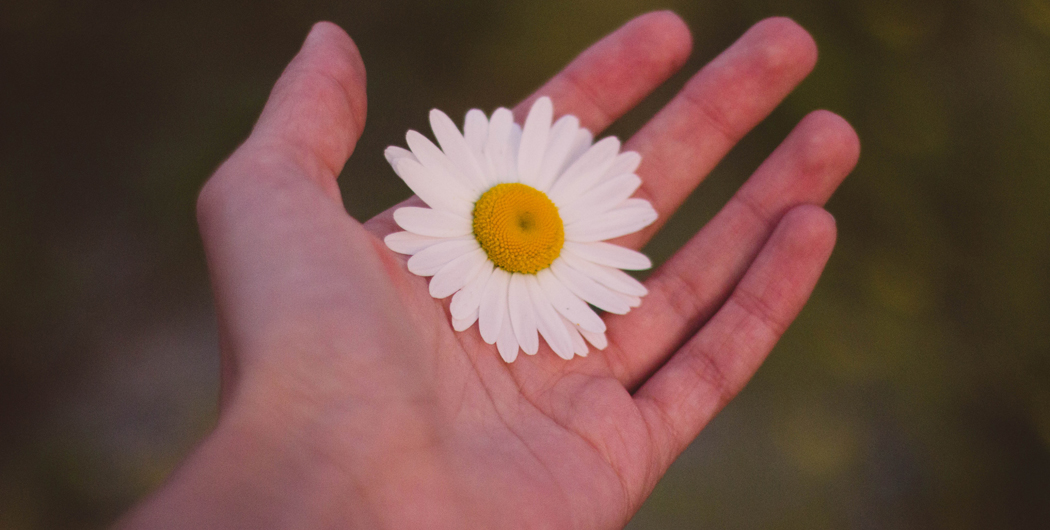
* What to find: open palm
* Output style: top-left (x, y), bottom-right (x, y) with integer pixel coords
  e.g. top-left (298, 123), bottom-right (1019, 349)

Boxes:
top-left (123, 11), bottom-right (859, 529)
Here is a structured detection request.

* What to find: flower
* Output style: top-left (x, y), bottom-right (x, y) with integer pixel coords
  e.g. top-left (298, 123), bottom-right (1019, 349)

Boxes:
top-left (383, 97), bottom-right (657, 362)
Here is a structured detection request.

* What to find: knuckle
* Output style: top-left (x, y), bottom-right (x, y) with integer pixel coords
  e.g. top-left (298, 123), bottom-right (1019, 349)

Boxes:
top-left (196, 166), bottom-right (233, 229)
top-left (653, 270), bottom-right (708, 330)
top-left (731, 286), bottom-right (788, 337)
top-left (642, 394), bottom-right (684, 468)
top-left (195, 148), bottom-right (289, 229)
top-left (561, 66), bottom-right (614, 127)
top-left (732, 191), bottom-right (776, 234)
top-left (681, 339), bottom-right (735, 409)
top-left (680, 85), bottom-right (739, 143)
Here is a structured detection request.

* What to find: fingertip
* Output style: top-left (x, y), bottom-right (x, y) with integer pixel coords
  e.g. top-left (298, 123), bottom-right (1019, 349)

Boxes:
top-left (746, 17), bottom-right (819, 80)
top-left (306, 21), bottom-right (356, 60)
top-left (245, 20), bottom-right (368, 195)
top-left (302, 21), bottom-right (368, 130)
top-left (779, 204), bottom-right (838, 258)
top-left (632, 10), bottom-right (694, 69)
top-left (796, 109), bottom-right (861, 178)
top-left (306, 21), bottom-right (346, 44)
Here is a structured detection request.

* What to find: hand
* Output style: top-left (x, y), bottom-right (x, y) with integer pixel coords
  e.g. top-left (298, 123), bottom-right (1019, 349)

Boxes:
top-left (120, 12), bottom-right (858, 529)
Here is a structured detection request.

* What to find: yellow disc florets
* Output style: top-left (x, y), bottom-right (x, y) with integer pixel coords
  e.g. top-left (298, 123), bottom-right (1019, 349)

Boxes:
top-left (472, 183), bottom-right (564, 274)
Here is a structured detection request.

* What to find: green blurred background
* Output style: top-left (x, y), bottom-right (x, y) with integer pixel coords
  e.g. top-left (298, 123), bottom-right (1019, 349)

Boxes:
top-left (2, 0), bottom-right (1049, 528)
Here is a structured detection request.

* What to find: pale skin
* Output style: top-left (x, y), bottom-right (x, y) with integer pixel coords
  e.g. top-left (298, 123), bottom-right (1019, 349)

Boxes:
top-left (119, 11), bottom-right (859, 529)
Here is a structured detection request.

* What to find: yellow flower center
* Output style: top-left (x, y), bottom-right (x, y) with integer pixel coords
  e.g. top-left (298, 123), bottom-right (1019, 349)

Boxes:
top-left (472, 183), bottom-right (564, 274)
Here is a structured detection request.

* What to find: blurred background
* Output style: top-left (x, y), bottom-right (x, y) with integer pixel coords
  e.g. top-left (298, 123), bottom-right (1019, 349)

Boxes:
top-left (1, 0), bottom-right (1048, 528)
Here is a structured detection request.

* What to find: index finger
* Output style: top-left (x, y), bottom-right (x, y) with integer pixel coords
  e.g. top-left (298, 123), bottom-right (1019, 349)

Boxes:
top-left (617, 16), bottom-right (818, 250)
top-left (364, 10), bottom-right (692, 237)
top-left (512, 11), bottom-right (692, 131)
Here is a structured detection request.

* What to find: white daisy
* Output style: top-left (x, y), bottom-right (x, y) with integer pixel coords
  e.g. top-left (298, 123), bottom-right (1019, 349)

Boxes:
top-left (383, 96), bottom-right (657, 362)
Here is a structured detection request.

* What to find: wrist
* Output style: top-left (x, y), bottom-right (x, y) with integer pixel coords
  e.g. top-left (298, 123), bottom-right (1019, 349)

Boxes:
top-left (118, 368), bottom-right (471, 529)
top-left (117, 395), bottom-right (360, 528)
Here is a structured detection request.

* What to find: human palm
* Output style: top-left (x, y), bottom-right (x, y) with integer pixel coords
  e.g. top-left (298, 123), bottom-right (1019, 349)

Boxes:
top-left (123, 11), bottom-right (859, 529)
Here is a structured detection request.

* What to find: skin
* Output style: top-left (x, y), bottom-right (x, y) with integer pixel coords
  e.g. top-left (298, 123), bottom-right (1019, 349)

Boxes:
top-left (119, 11), bottom-right (859, 529)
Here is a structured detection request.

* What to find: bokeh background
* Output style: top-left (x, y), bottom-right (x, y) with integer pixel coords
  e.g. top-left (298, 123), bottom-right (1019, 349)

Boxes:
top-left (2, 0), bottom-right (1049, 528)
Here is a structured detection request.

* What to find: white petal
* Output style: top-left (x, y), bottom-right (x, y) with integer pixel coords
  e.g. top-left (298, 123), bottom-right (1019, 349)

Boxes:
top-left (517, 96), bottom-right (552, 187)
top-left (450, 260), bottom-right (494, 320)
top-left (625, 294), bottom-right (642, 307)
top-left (508, 274), bottom-right (539, 355)
top-left (559, 250), bottom-right (648, 297)
top-left (429, 248), bottom-right (487, 299)
top-left (497, 310), bottom-right (519, 362)
top-left (452, 307), bottom-right (478, 332)
top-left (579, 327), bottom-right (608, 350)
top-left (484, 108), bottom-right (515, 185)
top-left (563, 199), bottom-right (657, 242)
top-left (463, 109), bottom-right (488, 158)
top-left (562, 127), bottom-right (594, 175)
top-left (548, 136), bottom-right (621, 205)
top-left (394, 207), bottom-right (472, 238)
top-left (563, 317), bottom-right (589, 357)
top-left (385, 145), bottom-right (418, 167)
top-left (393, 158), bottom-right (473, 217)
top-left (479, 268), bottom-right (510, 344)
top-left (406, 130), bottom-right (478, 194)
top-left (430, 109), bottom-right (487, 190)
top-left (507, 123), bottom-right (522, 182)
top-left (535, 269), bottom-right (606, 333)
top-left (558, 173), bottom-right (642, 225)
top-left (384, 231), bottom-right (445, 255)
top-left (550, 259), bottom-right (631, 314)
top-left (603, 151), bottom-right (642, 179)
top-left (563, 241), bottom-right (652, 270)
top-left (535, 114), bottom-right (580, 192)
top-left (406, 238), bottom-right (478, 276)
top-left (526, 275), bottom-right (574, 360)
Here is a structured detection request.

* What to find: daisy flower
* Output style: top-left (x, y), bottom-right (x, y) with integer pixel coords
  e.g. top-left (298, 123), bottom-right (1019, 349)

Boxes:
top-left (383, 96), bottom-right (657, 362)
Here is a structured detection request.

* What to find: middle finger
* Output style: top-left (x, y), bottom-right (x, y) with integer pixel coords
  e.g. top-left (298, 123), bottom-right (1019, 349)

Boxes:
top-left (617, 16), bottom-right (818, 250)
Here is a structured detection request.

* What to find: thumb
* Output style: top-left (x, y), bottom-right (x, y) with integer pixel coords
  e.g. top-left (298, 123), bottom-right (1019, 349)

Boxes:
top-left (249, 21), bottom-right (368, 201)
top-left (194, 23), bottom-right (381, 402)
